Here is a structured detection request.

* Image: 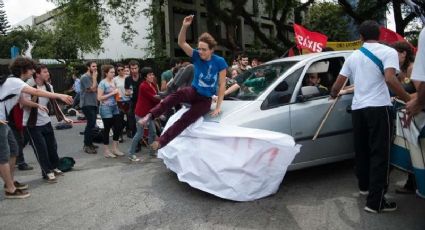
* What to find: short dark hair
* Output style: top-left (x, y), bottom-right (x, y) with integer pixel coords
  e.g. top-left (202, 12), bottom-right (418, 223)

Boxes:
top-left (140, 67), bottom-right (154, 79)
top-left (33, 64), bottom-right (48, 79)
top-left (358, 20), bottom-right (380, 41)
top-left (9, 56), bottom-right (36, 77)
top-left (128, 60), bottom-right (139, 67)
top-left (198, 32), bottom-right (217, 49)
top-left (169, 57), bottom-right (181, 68)
top-left (240, 53), bottom-right (249, 59)
top-left (85, 61), bottom-right (96, 70)
top-left (116, 63), bottom-right (124, 69)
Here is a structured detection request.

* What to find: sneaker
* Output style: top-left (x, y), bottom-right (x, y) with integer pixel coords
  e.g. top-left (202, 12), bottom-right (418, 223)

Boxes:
top-left (84, 145), bottom-right (97, 154)
top-left (359, 190), bottom-right (369, 196)
top-left (53, 168), bottom-right (64, 176)
top-left (364, 199), bottom-right (397, 213)
top-left (17, 163), bottom-right (34, 171)
top-left (128, 155), bottom-right (140, 162)
top-left (44, 173), bottom-right (57, 183)
top-left (4, 181), bottom-right (29, 190)
top-left (4, 188), bottom-right (30, 199)
top-left (90, 144), bottom-right (99, 149)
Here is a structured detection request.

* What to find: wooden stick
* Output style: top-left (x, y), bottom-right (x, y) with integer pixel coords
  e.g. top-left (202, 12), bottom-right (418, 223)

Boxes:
top-left (312, 78), bottom-right (349, 141)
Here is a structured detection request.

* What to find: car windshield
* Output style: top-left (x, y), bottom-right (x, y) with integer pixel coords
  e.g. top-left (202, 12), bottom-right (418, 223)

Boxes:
top-left (230, 61), bottom-right (298, 100)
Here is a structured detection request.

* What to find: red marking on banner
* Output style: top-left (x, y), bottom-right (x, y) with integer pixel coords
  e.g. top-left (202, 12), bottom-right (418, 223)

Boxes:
top-left (248, 138), bottom-right (253, 149)
top-left (255, 147), bottom-right (280, 166)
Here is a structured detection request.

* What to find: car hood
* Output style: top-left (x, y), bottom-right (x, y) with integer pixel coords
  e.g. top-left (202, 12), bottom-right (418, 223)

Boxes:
top-left (204, 100), bottom-right (255, 123)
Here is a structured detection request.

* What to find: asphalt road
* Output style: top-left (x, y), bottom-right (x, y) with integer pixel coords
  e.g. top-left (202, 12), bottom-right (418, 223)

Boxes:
top-left (1, 120), bottom-right (424, 230)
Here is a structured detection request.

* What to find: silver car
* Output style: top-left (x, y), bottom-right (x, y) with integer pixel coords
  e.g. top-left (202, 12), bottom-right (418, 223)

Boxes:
top-left (208, 51), bottom-right (355, 170)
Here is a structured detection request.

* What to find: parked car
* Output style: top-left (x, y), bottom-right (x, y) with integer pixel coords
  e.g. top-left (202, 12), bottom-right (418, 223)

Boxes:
top-left (207, 51), bottom-right (355, 170)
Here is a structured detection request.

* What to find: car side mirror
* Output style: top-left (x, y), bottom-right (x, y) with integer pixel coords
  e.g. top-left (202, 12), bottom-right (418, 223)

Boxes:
top-left (275, 81), bottom-right (288, 92)
top-left (301, 86), bottom-right (320, 97)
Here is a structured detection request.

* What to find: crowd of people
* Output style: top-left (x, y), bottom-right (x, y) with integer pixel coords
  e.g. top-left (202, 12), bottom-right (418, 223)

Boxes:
top-left (1, 17), bottom-right (424, 217)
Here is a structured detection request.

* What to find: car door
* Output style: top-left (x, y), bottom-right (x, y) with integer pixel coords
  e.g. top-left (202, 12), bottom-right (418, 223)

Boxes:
top-left (289, 56), bottom-right (354, 167)
top-left (258, 67), bottom-right (304, 134)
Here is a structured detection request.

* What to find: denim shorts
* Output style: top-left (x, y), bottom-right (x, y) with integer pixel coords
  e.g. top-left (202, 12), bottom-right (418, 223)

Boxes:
top-left (0, 124), bottom-right (19, 164)
top-left (99, 104), bottom-right (120, 118)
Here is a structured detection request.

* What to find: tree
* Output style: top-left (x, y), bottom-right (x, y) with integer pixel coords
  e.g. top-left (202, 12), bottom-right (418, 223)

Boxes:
top-left (48, 0), bottom-right (108, 57)
top-left (0, 0), bottom-right (10, 35)
top-left (305, 2), bottom-right (350, 41)
top-left (204, 0), bottom-right (315, 56)
top-left (338, 0), bottom-right (423, 37)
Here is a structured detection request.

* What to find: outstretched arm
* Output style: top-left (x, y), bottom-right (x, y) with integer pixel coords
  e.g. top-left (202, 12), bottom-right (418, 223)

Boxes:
top-left (21, 85), bottom-right (73, 105)
top-left (178, 15), bottom-right (194, 57)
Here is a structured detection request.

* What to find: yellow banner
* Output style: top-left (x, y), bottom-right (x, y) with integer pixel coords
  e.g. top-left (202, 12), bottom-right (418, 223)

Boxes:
top-left (326, 40), bottom-right (362, 51)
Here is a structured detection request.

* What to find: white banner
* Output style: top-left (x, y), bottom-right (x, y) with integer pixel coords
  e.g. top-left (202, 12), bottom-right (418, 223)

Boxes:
top-left (158, 108), bottom-right (301, 201)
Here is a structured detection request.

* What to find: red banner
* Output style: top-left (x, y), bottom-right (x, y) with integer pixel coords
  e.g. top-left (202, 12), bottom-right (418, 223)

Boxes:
top-left (379, 27), bottom-right (416, 53)
top-left (293, 24), bottom-right (328, 53)
top-left (379, 27), bottom-right (405, 44)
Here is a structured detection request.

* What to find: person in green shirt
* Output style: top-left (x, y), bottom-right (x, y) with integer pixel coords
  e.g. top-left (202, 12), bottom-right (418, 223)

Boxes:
top-left (160, 58), bottom-right (182, 91)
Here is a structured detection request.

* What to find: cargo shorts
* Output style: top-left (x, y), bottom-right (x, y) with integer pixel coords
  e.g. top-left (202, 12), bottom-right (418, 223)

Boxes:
top-left (0, 124), bottom-right (19, 164)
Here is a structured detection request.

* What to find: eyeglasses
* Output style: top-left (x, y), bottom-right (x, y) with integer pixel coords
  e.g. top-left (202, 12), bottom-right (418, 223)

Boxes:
top-left (198, 47), bottom-right (210, 52)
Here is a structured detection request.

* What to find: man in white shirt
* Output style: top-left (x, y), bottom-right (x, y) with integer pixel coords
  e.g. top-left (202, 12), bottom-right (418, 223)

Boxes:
top-left (407, 28), bottom-right (425, 116)
top-left (331, 20), bottom-right (410, 213)
top-left (0, 57), bottom-right (73, 199)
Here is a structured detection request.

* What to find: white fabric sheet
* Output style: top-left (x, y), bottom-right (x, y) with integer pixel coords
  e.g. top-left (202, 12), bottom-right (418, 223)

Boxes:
top-left (158, 108), bottom-right (301, 201)
top-left (396, 110), bottom-right (425, 147)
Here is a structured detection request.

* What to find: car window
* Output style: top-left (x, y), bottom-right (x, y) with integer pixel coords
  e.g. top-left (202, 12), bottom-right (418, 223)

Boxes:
top-left (261, 67), bottom-right (303, 110)
top-left (232, 61), bottom-right (298, 100)
top-left (298, 57), bottom-right (345, 100)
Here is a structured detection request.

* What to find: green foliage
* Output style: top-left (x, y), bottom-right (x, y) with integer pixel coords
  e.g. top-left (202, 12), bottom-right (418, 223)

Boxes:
top-left (0, 0), bottom-right (10, 35)
top-left (0, 26), bottom-right (43, 58)
top-left (49, 0), bottom-right (108, 55)
top-left (305, 2), bottom-right (350, 41)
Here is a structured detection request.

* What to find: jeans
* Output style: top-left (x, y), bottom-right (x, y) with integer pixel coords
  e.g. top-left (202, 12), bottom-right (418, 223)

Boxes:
top-left (26, 123), bottom-right (59, 177)
top-left (128, 116), bottom-right (156, 156)
top-left (82, 106), bottom-right (97, 146)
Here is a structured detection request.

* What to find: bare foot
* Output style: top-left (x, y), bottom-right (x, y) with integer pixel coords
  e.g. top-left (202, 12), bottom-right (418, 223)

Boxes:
top-left (104, 150), bottom-right (116, 158)
top-left (150, 141), bottom-right (161, 151)
top-left (112, 149), bottom-right (124, 156)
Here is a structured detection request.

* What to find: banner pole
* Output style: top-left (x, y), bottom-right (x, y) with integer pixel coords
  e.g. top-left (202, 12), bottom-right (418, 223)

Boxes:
top-left (312, 78), bottom-right (349, 141)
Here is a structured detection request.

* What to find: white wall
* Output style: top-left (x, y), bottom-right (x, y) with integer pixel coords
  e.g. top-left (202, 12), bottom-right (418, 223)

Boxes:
top-left (14, 1), bottom-right (151, 59)
top-left (11, 16), bottom-right (35, 29)
top-left (83, 1), bottom-right (150, 59)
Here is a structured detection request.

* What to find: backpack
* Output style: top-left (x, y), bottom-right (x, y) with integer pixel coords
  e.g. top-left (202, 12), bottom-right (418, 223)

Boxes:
top-left (0, 75), bottom-right (17, 121)
top-left (0, 74), bottom-right (9, 86)
top-left (57, 157), bottom-right (75, 172)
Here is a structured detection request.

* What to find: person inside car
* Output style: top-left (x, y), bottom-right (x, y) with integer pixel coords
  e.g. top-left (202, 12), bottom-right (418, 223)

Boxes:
top-left (304, 73), bottom-right (328, 96)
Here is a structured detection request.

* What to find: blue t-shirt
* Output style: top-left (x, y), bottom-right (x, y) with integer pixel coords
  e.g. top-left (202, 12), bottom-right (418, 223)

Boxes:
top-left (98, 80), bottom-right (117, 106)
top-left (191, 49), bottom-right (228, 97)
